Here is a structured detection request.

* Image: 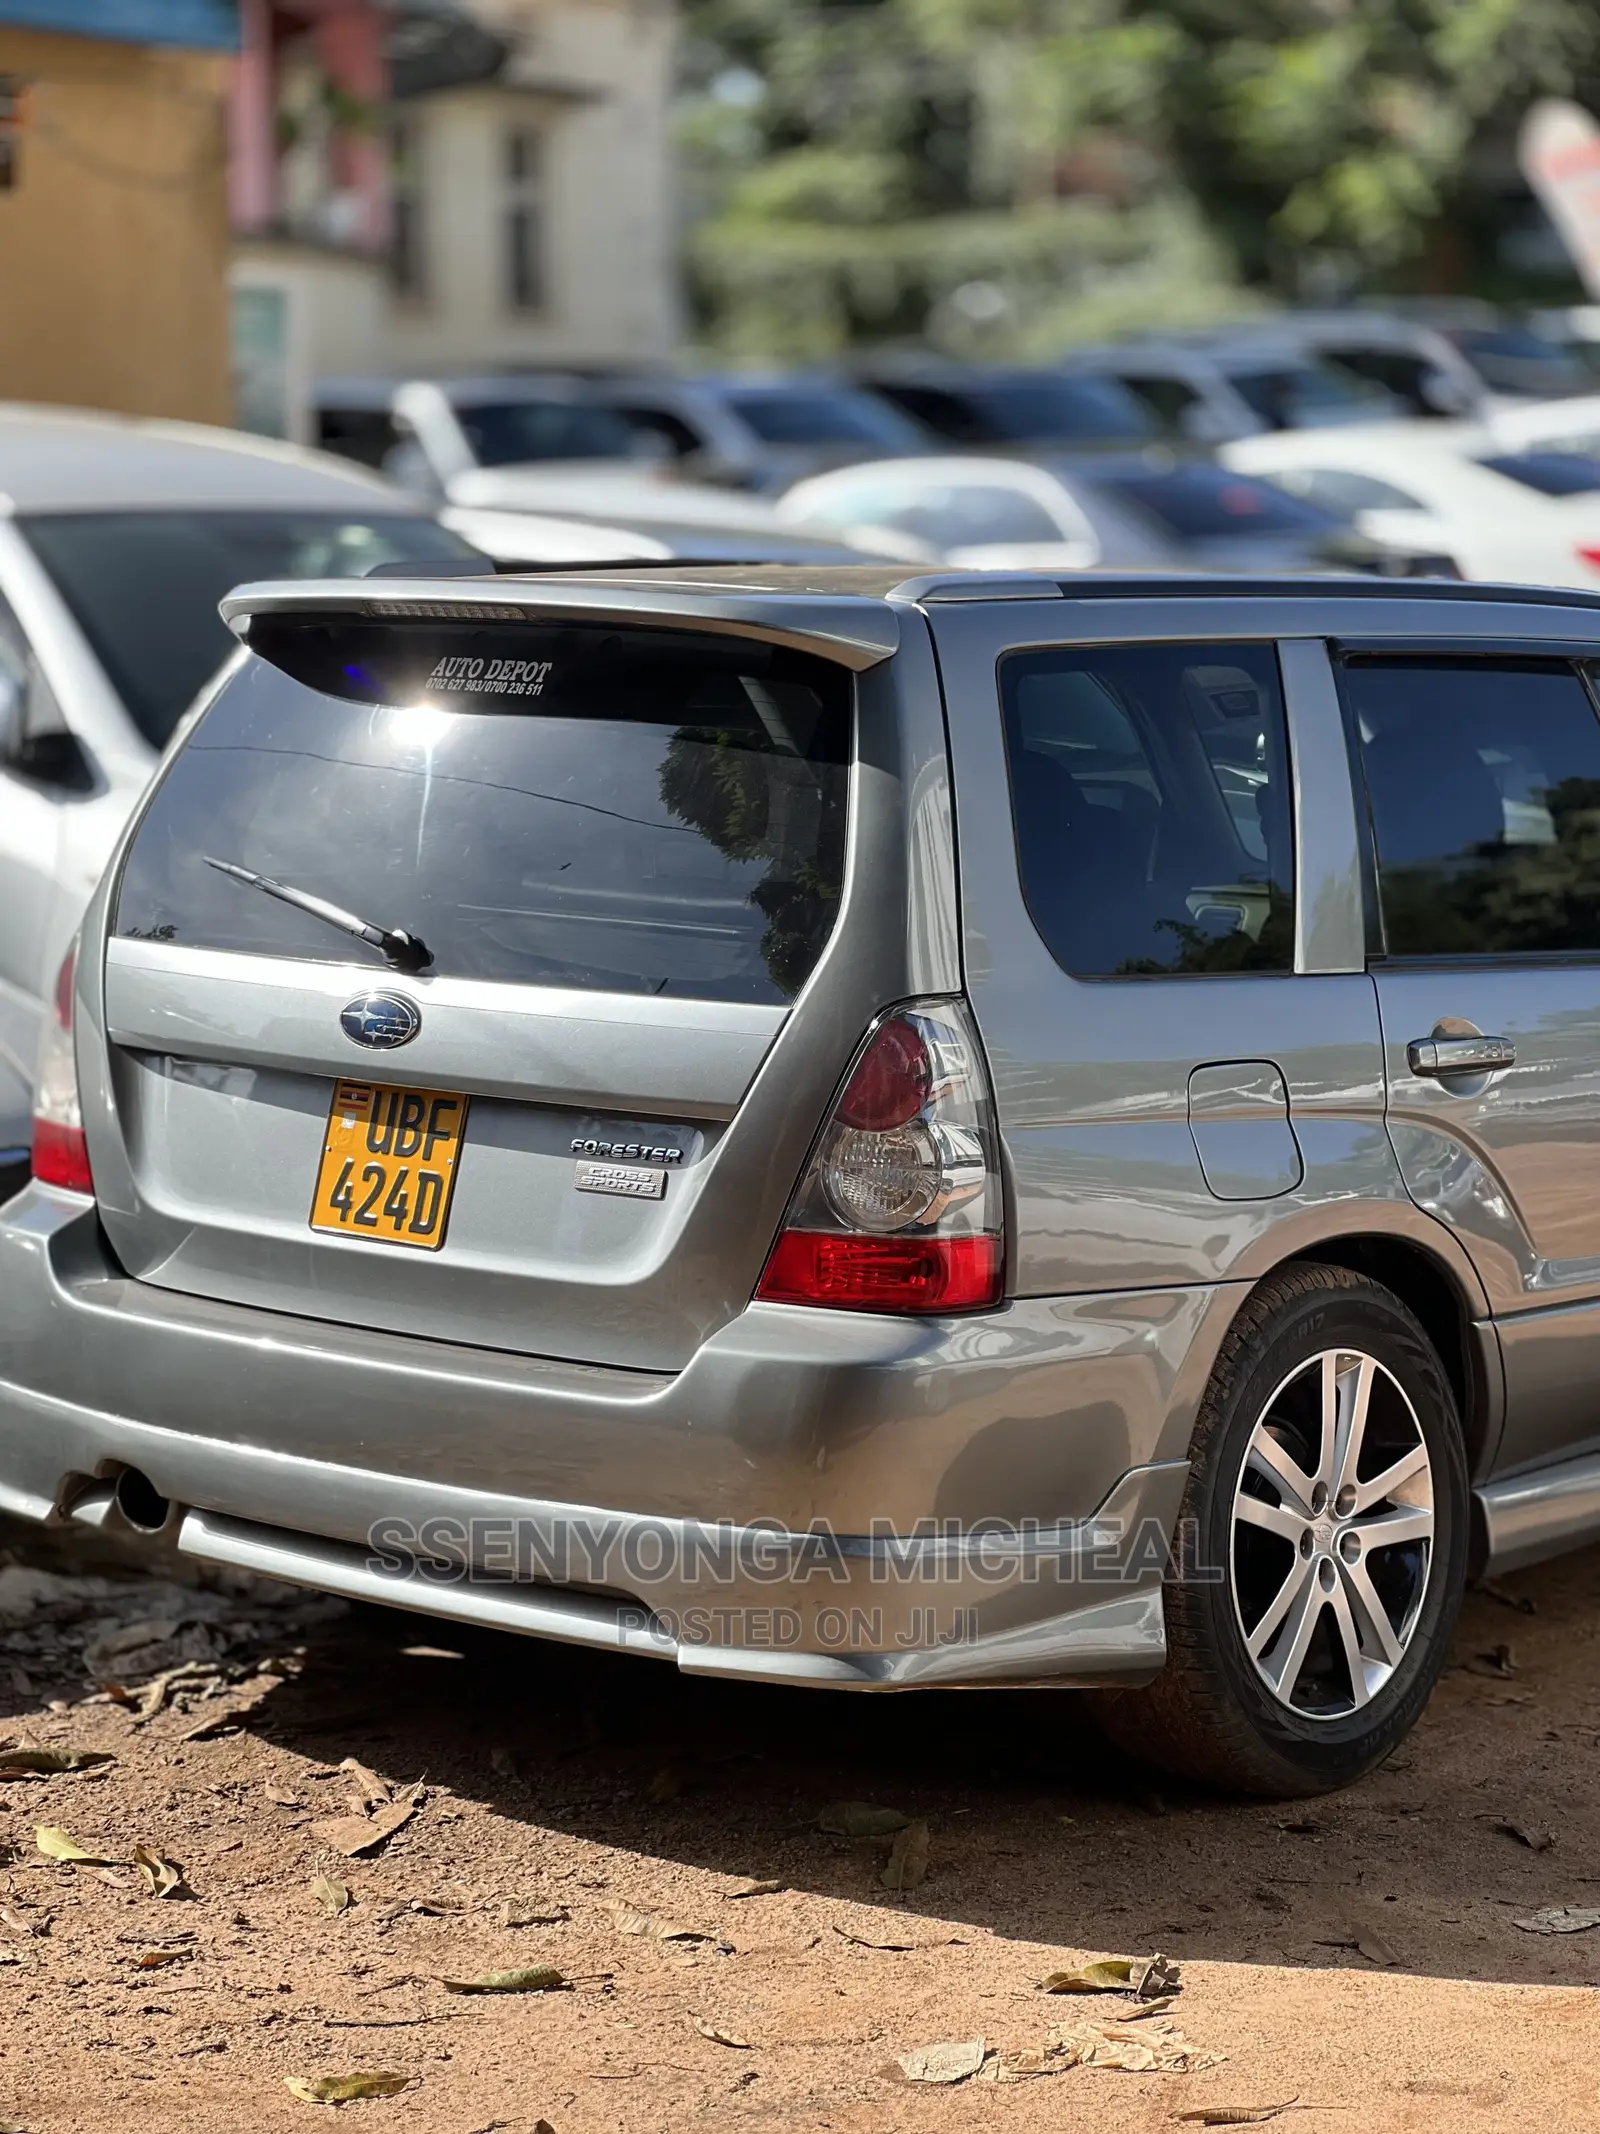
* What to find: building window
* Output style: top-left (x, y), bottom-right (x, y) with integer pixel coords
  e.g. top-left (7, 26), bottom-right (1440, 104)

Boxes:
top-left (0, 78), bottom-right (24, 192)
top-left (503, 124), bottom-right (546, 314)
top-left (390, 116), bottom-right (426, 299)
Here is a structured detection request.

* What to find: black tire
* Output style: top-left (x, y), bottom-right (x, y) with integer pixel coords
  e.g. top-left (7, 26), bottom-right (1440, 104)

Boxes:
top-left (1094, 1262), bottom-right (1469, 1797)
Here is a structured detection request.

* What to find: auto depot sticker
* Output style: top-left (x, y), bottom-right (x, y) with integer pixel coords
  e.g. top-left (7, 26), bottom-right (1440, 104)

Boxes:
top-left (426, 655), bottom-right (553, 697)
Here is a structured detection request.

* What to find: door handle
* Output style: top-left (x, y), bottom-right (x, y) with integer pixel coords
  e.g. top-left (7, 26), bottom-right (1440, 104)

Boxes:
top-left (1407, 1034), bottom-right (1516, 1078)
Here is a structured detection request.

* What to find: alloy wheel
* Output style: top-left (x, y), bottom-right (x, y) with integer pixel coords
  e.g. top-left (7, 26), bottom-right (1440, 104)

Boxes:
top-left (1230, 1347), bottom-right (1434, 1720)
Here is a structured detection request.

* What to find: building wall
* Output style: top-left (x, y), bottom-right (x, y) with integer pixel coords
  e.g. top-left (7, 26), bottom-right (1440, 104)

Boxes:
top-left (0, 26), bottom-right (233, 423)
top-left (384, 0), bottom-right (677, 374)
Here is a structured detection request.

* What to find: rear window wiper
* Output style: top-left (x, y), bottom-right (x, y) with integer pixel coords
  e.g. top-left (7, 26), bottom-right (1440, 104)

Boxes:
top-left (202, 856), bottom-right (432, 973)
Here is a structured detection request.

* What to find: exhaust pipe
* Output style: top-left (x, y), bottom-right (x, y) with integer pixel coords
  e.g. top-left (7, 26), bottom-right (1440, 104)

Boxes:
top-left (65, 1467), bottom-right (177, 1537)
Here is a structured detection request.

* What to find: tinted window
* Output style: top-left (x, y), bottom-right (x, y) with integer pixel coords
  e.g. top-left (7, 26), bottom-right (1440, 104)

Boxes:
top-left (1259, 466), bottom-right (1426, 516)
top-left (721, 389), bottom-right (922, 448)
top-left (1225, 362), bottom-right (1395, 426)
top-left (882, 376), bottom-right (1151, 444)
top-left (1476, 451), bottom-right (1600, 497)
top-left (316, 406), bottom-right (400, 470)
top-left (116, 622), bottom-right (851, 1005)
top-left (453, 400), bottom-right (637, 466)
top-left (1322, 348), bottom-right (1436, 412)
top-left (1002, 642), bottom-right (1295, 977)
top-left (21, 511), bottom-right (477, 747)
top-left (1092, 465), bottom-right (1338, 540)
top-left (1116, 374), bottom-right (1202, 428)
top-left (1346, 658), bottom-right (1600, 959)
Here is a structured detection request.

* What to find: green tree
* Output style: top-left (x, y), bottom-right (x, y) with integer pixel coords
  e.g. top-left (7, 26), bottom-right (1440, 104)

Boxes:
top-left (678, 0), bottom-right (1600, 359)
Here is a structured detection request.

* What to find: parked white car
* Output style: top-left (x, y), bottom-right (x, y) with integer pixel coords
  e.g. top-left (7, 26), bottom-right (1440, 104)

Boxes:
top-left (0, 406), bottom-right (473, 1178)
top-left (1484, 393), bottom-right (1600, 460)
top-left (776, 451), bottom-right (1419, 576)
top-left (1222, 422), bottom-right (1600, 589)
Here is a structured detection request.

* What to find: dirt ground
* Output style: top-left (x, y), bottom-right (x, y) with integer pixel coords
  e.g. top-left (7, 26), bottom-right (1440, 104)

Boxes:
top-left (2, 1517), bottom-right (1600, 2134)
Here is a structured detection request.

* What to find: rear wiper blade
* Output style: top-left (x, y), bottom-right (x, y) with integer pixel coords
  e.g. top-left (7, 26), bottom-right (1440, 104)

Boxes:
top-left (202, 857), bottom-right (432, 974)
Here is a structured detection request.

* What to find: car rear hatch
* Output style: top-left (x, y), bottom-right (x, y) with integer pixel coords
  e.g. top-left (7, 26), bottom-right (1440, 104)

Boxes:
top-left (80, 571), bottom-right (959, 1372)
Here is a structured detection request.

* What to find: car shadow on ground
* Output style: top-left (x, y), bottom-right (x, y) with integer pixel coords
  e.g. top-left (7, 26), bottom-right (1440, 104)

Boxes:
top-left (195, 1536), bottom-right (1600, 1991)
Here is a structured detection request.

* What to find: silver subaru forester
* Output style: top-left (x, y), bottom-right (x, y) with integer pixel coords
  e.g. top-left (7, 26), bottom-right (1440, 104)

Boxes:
top-left (4, 563), bottom-right (1599, 1796)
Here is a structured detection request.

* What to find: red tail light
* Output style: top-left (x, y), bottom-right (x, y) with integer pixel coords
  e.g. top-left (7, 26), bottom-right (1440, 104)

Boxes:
top-left (1578, 545), bottom-right (1600, 573)
top-left (756, 1000), bottom-right (1002, 1315)
top-left (31, 942), bottom-right (93, 1195)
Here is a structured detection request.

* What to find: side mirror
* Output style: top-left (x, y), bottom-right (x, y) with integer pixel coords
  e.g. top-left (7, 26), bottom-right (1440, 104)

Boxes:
top-left (0, 668), bottom-right (22, 762)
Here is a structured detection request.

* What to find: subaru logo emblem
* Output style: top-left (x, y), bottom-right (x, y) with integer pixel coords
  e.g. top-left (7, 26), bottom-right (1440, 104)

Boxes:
top-left (340, 992), bottom-right (422, 1050)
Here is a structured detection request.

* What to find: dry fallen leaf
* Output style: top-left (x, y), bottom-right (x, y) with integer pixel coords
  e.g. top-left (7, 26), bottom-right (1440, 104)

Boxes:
top-left (692, 2015), bottom-right (752, 2048)
top-left (1040, 1954), bottom-right (1180, 1999)
top-left (265, 1785), bottom-right (303, 1809)
top-left (897, 2038), bottom-right (988, 2085)
top-left (1495, 1820), bottom-right (1554, 1852)
top-left (1466, 1644), bottom-right (1518, 1679)
top-left (133, 1948), bottom-right (191, 1970)
top-left (726, 1879), bottom-right (783, 1900)
top-left (1515, 1906), bottom-right (1600, 1934)
top-left (338, 1757), bottom-right (391, 1809)
top-left (646, 1765), bottom-right (683, 1804)
top-left (600, 1900), bottom-right (714, 1943)
top-left (311, 1877), bottom-right (353, 1918)
top-left (1176, 2105), bottom-right (1299, 2127)
top-left (439, 1967), bottom-right (567, 1995)
top-left (132, 1845), bottom-right (189, 1900)
top-left (0, 1747), bottom-right (114, 1776)
top-left (1314, 1922), bottom-right (1399, 1967)
top-left (881, 1818), bottom-right (929, 1892)
top-left (819, 1801), bottom-right (910, 1839)
top-left (312, 1783), bottom-right (423, 1859)
top-left (1052, 2017), bottom-right (1221, 2074)
top-left (34, 1826), bottom-right (121, 1867)
top-left (0, 1906), bottom-right (45, 1939)
top-left (283, 2071), bottom-right (411, 2105)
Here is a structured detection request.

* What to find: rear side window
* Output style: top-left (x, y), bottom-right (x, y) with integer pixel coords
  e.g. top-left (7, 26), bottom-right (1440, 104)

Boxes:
top-left (1001, 641), bottom-right (1295, 978)
top-left (1091, 465), bottom-right (1337, 540)
top-left (1344, 657), bottom-right (1600, 960)
top-left (115, 620), bottom-right (852, 1005)
top-left (1475, 451), bottom-right (1600, 497)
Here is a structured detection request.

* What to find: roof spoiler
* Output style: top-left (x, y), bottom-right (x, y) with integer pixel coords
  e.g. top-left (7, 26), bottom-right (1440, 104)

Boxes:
top-left (220, 574), bottom-right (903, 670)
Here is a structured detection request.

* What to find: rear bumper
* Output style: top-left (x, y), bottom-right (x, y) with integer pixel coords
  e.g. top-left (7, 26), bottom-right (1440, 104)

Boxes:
top-left (0, 1186), bottom-right (1241, 1689)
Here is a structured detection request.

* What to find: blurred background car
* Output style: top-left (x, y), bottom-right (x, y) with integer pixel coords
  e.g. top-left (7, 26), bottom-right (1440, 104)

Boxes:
top-left (1362, 300), bottom-right (1595, 401)
top-left (582, 373), bottom-right (933, 489)
top-left (1222, 421), bottom-right (1600, 587)
top-left (847, 361), bottom-right (1156, 453)
top-left (775, 451), bottom-right (1433, 575)
top-left (317, 373), bottom-right (931, 499)
top-left (1482, 391), bottom-right (1600, 459)
top-left (1065, 332), bottom-right (1408, 443)
top-left (315, 374), bottom-right (649, 491)
top-left (441, 477), bottom-right (912, 567)
top-left (0, 404), bottom-right (475, 1179)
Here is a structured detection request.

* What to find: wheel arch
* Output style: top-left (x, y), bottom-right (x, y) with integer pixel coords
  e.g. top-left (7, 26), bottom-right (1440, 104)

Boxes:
top-left (1265, 1232), bottom-right (1500, 1483)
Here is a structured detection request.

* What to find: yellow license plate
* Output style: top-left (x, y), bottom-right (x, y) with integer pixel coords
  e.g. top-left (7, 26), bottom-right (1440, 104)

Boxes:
top-left (309, 1079), bottom-right (469, 1252)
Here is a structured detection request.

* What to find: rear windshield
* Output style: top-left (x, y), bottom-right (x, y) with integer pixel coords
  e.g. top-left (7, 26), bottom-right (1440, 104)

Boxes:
top-left (21, 510), bottom-right (476, 747)
top-left (453, 400), bottom-right (639, 467)
top-left (1476, 450), bottom-right (1600, 497)
top-left (721, 389), bottom-right (923, 448)
top-left (1091, 464), bottom-right (1338, 540)
top-left (885, 376), bottom-right (1152, 444)
top-left (114, 619), bottom-right (852, 1006)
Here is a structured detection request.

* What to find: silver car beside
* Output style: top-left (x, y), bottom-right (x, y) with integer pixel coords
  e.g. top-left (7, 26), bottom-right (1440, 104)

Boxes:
top-left (0, 404), bottom-right (474, 1175)
top-left (6, 563), bottom-right (1600, 1796)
